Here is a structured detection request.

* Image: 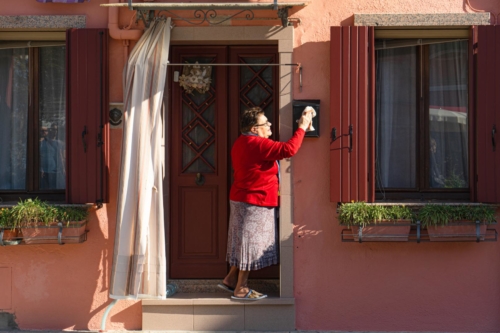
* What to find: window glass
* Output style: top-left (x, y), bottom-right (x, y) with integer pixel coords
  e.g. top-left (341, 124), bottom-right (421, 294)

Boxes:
top-left (39, 46), bottom-right (66, 190)
top-left (428, 41), bottom-right (468, 189)
top-left (375, 39), bottom-right (469, 196)
top-left (0, 48), bottom-right (29, 190)
top-left (375, 46), bottom-right (417, 189)
top-left (0, 46), bottom-right (66, 196)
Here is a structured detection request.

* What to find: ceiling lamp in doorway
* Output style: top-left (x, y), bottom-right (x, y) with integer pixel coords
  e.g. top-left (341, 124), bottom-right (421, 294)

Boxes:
top-left (178, 62), bottom-right (212, 94)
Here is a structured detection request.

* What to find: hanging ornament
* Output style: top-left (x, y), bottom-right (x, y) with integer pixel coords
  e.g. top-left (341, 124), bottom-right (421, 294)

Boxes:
top-left (178, 62), bottom-right (212, 94)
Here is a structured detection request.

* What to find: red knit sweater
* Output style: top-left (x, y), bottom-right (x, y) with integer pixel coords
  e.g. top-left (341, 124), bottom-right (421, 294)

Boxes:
top-left (229, 129), bottom-right (306, 207)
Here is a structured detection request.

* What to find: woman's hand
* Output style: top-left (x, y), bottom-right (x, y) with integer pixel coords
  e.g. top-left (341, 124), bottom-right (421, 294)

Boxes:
top-left (297, 110), bottom-right (313, 131)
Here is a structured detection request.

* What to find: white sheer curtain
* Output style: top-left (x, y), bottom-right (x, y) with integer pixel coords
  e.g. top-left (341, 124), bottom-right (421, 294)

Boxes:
top-left (428, 41), bottom-right (468, 188)
top-left (110, 18), bottom-right (171, 299)
top-left (375, 46), bottom-right (417, 189)
top-left (0, 48), bottom-right (28, 190)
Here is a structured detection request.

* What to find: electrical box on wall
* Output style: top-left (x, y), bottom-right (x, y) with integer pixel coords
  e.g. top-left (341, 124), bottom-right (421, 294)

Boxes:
top-left (292, 99), bottom-right (320, 137)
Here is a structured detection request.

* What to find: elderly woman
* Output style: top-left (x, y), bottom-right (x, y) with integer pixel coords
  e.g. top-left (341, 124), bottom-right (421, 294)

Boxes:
top-left (218, 106), bottom-right (312, 300)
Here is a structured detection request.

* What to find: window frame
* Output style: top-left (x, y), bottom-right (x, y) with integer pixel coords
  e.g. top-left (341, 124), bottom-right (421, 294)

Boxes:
top-left (0, 31), bottom-right (67, 202)
top-left (374, 40), bottom-right (471, 201)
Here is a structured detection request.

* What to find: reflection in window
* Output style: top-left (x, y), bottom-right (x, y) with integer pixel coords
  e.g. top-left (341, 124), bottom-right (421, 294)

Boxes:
top-left (39, 47), bottom-right (66, 190)
top-left (428, 41), bottom-right (468, 189)
top-left (375, 39), bottom-right (468, 195)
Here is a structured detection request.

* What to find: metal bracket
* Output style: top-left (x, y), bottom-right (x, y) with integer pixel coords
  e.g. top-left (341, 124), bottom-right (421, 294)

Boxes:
top-left (330, 125), bottom-right (353, 152)
top-left (0, 229), bottom-right (4, 246)
top-left (57, 222), bottom-right (64, 245)
top-left (476, 220), bottom-right (481, 243)
top-left (277, 7), bottom-right (291, 27)
top-left (135, 8), bottom-right (256, 27)
top-left (358, 226), bottom-right (363, 243)
top-left (136, 9), bottom-right (155, 28)
top-left (416, 220), bottom-right (421, 243)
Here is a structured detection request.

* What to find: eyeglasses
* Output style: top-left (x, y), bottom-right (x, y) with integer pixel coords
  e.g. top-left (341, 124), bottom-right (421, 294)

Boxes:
top-left (254, 121), bottom-right (271, 127)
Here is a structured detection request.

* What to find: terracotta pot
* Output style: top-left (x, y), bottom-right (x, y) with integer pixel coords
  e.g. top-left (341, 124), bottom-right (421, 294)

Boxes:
top-left (21, 220), bottom-right (87, 244)
top-left (1, 228), bottom-right (21, 245)
top-left (426, 221), bottom-right (488, 242)
top-left (349, 219), bottom-right (412, 242)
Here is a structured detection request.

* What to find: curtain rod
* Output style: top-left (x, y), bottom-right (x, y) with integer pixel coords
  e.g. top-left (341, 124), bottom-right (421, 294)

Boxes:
top-left (167, 63), bottom-right (300, 66)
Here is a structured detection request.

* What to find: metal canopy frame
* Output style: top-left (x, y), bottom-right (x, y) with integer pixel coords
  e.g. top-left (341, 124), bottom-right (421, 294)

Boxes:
top-left (101, 1), bottom-right (309, 28)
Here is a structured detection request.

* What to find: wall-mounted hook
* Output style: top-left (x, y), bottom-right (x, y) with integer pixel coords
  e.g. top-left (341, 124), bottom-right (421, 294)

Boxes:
top-left (299, 66), bottom-right (303, 92)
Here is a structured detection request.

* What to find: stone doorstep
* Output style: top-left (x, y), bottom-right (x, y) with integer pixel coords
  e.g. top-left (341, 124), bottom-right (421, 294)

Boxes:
top-left (142, 294), bottom-right (295, 331)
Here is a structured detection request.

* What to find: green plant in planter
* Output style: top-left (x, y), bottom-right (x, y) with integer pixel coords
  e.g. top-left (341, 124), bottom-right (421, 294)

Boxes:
top-left (338, 202), bottom-right (413, 227)
top-left (9, 198), bottom-right (90, 228)
top-left (417, 204), bottom-right (497, 227)
top-left (56, 206), bottom-right (89, 225)
top-left (0, 207), bottom-right (14, 229)
top-left (10, 198), bottom-right (53, 228)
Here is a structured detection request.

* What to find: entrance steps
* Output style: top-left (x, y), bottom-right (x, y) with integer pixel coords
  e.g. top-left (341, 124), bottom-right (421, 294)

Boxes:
top-left (143, 280), bottom-right (291, 331)
top-left (142, 293), bottom-right (294, 331)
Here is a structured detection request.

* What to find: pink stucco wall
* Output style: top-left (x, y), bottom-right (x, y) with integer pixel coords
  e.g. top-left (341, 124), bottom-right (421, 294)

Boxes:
top-left (292, 0), bottom-right (500, 332)
top-left (1, 0), bottom-right (500, 331)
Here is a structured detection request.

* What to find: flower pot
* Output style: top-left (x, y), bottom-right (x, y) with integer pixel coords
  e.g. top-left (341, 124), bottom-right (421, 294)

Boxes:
top-left (1, 228), bottom-right (21, 245)
top-left (426, 221), bottom-right (488, 241)
top-left (21, 220), bottom-right (87, 244)
top-left (349, 219), bottom-right (412, 242)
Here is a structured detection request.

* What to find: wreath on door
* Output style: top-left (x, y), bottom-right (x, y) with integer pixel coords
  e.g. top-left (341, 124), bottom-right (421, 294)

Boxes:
top-left (178, 62), bottom-right (212, 94)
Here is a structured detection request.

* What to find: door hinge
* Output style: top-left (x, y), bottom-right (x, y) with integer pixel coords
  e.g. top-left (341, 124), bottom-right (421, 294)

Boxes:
top-left (97, 125), bottom-right (104, 147)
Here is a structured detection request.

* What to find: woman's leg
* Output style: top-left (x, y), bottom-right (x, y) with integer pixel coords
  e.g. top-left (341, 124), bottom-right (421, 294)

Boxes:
top-left (222, 266), bottom-right (239, 289)
top-left (233, 269), bottom-right (251, 297)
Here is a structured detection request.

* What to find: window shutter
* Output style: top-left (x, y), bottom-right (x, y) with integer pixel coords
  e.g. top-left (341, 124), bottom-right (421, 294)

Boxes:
top-left (66, 29), bottom-right (109, 204)
top-left (476, 25), bottom-right (500, 203)
top-left (330, 26), bottom-right (375, 203)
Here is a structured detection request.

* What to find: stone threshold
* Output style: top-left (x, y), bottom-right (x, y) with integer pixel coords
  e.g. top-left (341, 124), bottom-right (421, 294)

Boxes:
top-left (143, 293), bottom-right (292, 305)
top-left (168, 279), bottom-right (279, 294)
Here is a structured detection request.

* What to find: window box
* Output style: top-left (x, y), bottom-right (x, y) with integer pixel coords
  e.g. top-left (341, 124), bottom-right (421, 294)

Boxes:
top-left (349, 219), bottom-right (412, 242)
top-left (21, 220), bottom-right (87, 245)
top-left (338, 202), bottom-right (414, 242)
top-left (426, 221), bottom-right (489, 242)
top-left (0, 198), bottom-right (90, 245)
top-left (339, 202), bottom-right (497, 243)
top-left (418, 204), bottom-right (496, 242)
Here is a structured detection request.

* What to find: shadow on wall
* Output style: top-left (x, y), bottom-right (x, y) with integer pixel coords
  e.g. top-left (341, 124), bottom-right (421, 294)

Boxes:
top-left (5, 206), bottom-right (111, 330)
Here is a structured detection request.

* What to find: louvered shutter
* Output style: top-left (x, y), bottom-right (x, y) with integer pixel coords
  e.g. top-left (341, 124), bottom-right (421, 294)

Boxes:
top-left (330, 26), bottom-right (375, 203)
top-left (476, 25), bottom-right (500, 203)
top-left (66, 29), bottom-right (109, 204)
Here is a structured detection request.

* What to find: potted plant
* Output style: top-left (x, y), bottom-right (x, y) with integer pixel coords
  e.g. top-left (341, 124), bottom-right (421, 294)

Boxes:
top-left (337, 202), bottom-right (414, 241)
top-left (418, 204), bottom-right (496, 241)
top-left (54, 206), bottom-right (89, 243)
top-left (0, 207), bottom-right (21, 245)
top-left (11, 198), bottom-right (89, 244)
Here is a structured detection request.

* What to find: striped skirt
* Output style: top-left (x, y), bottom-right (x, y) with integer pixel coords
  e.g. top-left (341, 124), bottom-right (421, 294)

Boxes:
top-left (226, 200), bottom-right (278, 271)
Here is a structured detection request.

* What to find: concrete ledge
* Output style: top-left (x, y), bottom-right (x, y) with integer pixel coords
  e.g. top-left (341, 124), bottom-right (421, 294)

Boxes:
top-left (0, 15), bottom-right (86, 29)
top-left (355, 13), bottom-right (490, 26)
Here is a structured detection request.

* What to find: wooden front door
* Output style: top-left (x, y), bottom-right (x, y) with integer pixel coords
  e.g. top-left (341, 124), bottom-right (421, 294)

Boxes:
top-left (169, 45), bottom-right (279, 279)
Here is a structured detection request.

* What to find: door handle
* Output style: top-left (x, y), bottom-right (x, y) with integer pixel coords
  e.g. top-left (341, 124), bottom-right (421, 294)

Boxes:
top-left (82, 126), bottom-right (88, 152)
top-left (195, 173), bottom-right (205, 186)
top-left (492, 125), bottom-right (496, 152)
